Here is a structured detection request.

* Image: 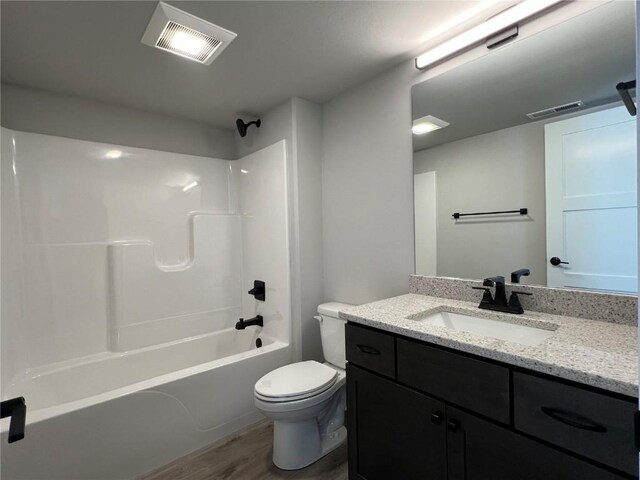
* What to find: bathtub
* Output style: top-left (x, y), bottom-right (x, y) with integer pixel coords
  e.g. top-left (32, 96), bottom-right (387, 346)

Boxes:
top-left (1, 328), bottom-right (291, 480)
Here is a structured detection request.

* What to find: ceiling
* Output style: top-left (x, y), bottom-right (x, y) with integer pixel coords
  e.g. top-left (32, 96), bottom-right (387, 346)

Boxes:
top-left (411, 0), bottom-right (636, 151)
top-left (1, 0), bottom-right (483, 131)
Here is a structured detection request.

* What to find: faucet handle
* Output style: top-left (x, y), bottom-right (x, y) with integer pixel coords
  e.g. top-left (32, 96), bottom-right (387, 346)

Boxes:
top-left (507, 291), bottom-right (532, 314)
top-left (472, 286), bottom-right (494, 306)
top-left (248, 280), bottom-right (266, 301)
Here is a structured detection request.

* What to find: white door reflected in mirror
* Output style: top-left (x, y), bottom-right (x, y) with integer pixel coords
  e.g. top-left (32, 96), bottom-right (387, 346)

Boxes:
top-left (545, 105), bottom-right (637, 293)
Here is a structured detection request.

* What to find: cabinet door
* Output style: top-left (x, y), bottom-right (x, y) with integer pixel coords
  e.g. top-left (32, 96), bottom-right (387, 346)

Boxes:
top-left (446, 406), bottom-right (627, 480)
top-left (347, 364), bottom-right (446, 480)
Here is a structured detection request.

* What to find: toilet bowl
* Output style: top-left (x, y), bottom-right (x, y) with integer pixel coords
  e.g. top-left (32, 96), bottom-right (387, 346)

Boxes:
top-left (254, 302), bottom-right (352, 470)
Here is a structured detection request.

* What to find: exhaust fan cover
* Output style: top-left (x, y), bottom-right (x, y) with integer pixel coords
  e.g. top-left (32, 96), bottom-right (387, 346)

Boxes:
top-left (141, 2), bottom-right (237, 65)
top-left (526, 101), bottom-right (584, 120)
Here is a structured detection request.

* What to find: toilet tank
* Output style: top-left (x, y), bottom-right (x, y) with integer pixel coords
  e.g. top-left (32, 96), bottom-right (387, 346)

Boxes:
top-left (316, 302), bottom-right (353, 369)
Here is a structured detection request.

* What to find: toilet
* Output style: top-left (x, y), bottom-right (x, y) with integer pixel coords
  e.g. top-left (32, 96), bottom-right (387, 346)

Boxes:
top-left (254, 302), bottom-right (352, 470)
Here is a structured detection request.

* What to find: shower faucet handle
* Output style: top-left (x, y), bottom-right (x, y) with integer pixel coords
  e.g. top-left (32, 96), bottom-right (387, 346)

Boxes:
top-left (1, 397), bottom-right (26, 443)
top-left (248, 280), bottom-right (266, 301)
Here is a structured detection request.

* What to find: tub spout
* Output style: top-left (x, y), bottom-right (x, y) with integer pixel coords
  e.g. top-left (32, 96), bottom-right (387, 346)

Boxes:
top-left (235, 315), bottom-right (263, 330)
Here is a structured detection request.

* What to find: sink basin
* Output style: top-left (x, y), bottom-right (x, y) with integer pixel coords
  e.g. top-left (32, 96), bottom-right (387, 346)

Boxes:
top-left (410, 310), bottom-right (555, 347)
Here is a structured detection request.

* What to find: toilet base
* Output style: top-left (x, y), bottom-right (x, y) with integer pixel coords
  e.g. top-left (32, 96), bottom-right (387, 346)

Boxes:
top-left (273, 421), bottom-right (347, 471)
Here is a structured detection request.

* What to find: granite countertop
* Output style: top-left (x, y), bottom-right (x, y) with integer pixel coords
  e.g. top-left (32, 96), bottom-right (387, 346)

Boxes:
top-left (340, 293), bottom-right (638, 397)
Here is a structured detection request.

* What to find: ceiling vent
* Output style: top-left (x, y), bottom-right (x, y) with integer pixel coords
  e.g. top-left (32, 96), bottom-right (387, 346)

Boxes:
top-left (526, 101), bottom-right (584, 120)
top-left (141, 2), bottom-right (236, 65)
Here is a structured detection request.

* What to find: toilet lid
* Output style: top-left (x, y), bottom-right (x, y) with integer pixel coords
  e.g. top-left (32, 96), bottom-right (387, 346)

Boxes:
top-left (255, 361), bottom-right (338, 399)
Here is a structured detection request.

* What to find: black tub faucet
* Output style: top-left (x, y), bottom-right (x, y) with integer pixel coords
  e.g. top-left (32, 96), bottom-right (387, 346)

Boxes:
top-left (235, 315), bottom-right (263, 330)
top-left (511, 268), bottom-right (530, 284)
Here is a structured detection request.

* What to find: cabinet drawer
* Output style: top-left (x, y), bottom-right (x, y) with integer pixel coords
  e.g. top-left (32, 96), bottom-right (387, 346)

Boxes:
top-left (397, 339), bottom-right (510, 424)
top-left (345, 324), bottom-right (396, 379)
top-left (514, 372), bottom-right (637, 476)
top-left (447, 406), bottom-right (627, 480)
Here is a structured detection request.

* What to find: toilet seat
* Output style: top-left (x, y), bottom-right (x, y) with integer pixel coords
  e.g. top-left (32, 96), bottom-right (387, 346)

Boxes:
top-left (255, 370), bottom-right (346, 414)
top-left (255, 380), bottom-right (336, 403)
top-left (255, 361), bottom-right (338, 402)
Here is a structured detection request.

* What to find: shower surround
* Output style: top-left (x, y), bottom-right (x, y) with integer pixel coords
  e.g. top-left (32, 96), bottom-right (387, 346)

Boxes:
top-left (0, 128), bottom-right (292, 479)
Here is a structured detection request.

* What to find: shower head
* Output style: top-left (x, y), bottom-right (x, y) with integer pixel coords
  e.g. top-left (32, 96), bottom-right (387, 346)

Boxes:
top-left (236, 118), bottom-right (261, 137)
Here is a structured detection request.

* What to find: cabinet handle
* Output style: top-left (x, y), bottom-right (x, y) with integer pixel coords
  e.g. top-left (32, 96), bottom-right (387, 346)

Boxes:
top-left (447, 420), bottom-right (459, 432)
top-left (431, 412), bottom-right (443, 425)
top-left (356, 344), bottom-right (381, 355)
top-left (540, 407), bottom-right (607, 433)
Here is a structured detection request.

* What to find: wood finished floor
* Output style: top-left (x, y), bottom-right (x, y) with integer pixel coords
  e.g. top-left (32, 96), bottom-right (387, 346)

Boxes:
top-left (138, 420), bottom-right (348, 480)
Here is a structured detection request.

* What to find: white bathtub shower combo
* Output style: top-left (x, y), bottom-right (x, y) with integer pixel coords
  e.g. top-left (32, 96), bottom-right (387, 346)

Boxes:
top-left (0, 128), bottom-right (293, 479)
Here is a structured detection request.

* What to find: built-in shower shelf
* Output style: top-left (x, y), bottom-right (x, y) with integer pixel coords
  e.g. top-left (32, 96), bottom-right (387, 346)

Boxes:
top-left (108, 213), bottom-right (243, 351)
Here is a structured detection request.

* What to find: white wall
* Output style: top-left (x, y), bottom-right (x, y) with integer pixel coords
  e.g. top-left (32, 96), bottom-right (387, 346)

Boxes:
top-left (321, 63), bottom-right (416, 305)
top-left (236, 97), bottom-right (325, 362)
top-left (414, 171), bottom-right (437, 276)
top-left (414, 121), bottom-right (547, 285)
top-left (292, 99), bottom-right (325, 362)
top-left (1, 84), bottom-right (237, 159)
top-left (320, 1), bottom-right (608, 306)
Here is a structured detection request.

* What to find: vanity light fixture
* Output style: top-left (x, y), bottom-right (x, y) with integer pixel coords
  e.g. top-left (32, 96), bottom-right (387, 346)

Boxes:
top-left (415, 0), bottom-right (563, 70)
top-left (141, 2), bottom-right (237, 64)
top-left (412, 115), bottom-right (450, 135)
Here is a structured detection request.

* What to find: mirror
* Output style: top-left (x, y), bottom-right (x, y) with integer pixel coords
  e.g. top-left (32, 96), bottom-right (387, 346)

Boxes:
top-left (411, 1), bottom-right (637, 293)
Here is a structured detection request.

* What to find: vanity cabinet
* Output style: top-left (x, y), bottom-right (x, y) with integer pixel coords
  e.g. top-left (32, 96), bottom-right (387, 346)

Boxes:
top-left (345, 323), bottom-right (396, 379)
top-left (446, 406), bottom-right (626, 480)
top-left (397, 338), bottom-right (510, 424)
top-left (345, 323), bottom-right (637, 480)
top-left (347, 364), bottom-right (447, 480)
top-left (513, 372), bottom-right (638, 474)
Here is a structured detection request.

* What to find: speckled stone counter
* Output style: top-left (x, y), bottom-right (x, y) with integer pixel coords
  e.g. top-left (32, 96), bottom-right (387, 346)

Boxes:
top-left (409, 275), bottom-right (638, 326)
top-left (340, 294), bottom-right (638, 397)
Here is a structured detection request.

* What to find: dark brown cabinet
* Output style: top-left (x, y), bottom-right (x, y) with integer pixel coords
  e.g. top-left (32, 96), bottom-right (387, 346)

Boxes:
top-left (397, 337), bottom-right (510, 424)
top-left (345, 324), bottom-right (396, 379)
top-left (345, 322), bottom-right (637, 480)
top-left (446, 406), bottom-right (626, 480)
top-left (347, 364), bottom-right (447, 480)
top-left (513, 372), bottom-right (637, 475)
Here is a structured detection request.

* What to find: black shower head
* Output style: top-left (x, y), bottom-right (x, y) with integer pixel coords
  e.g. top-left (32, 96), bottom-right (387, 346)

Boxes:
top-left (236, 118), bottom-right (261, 138)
